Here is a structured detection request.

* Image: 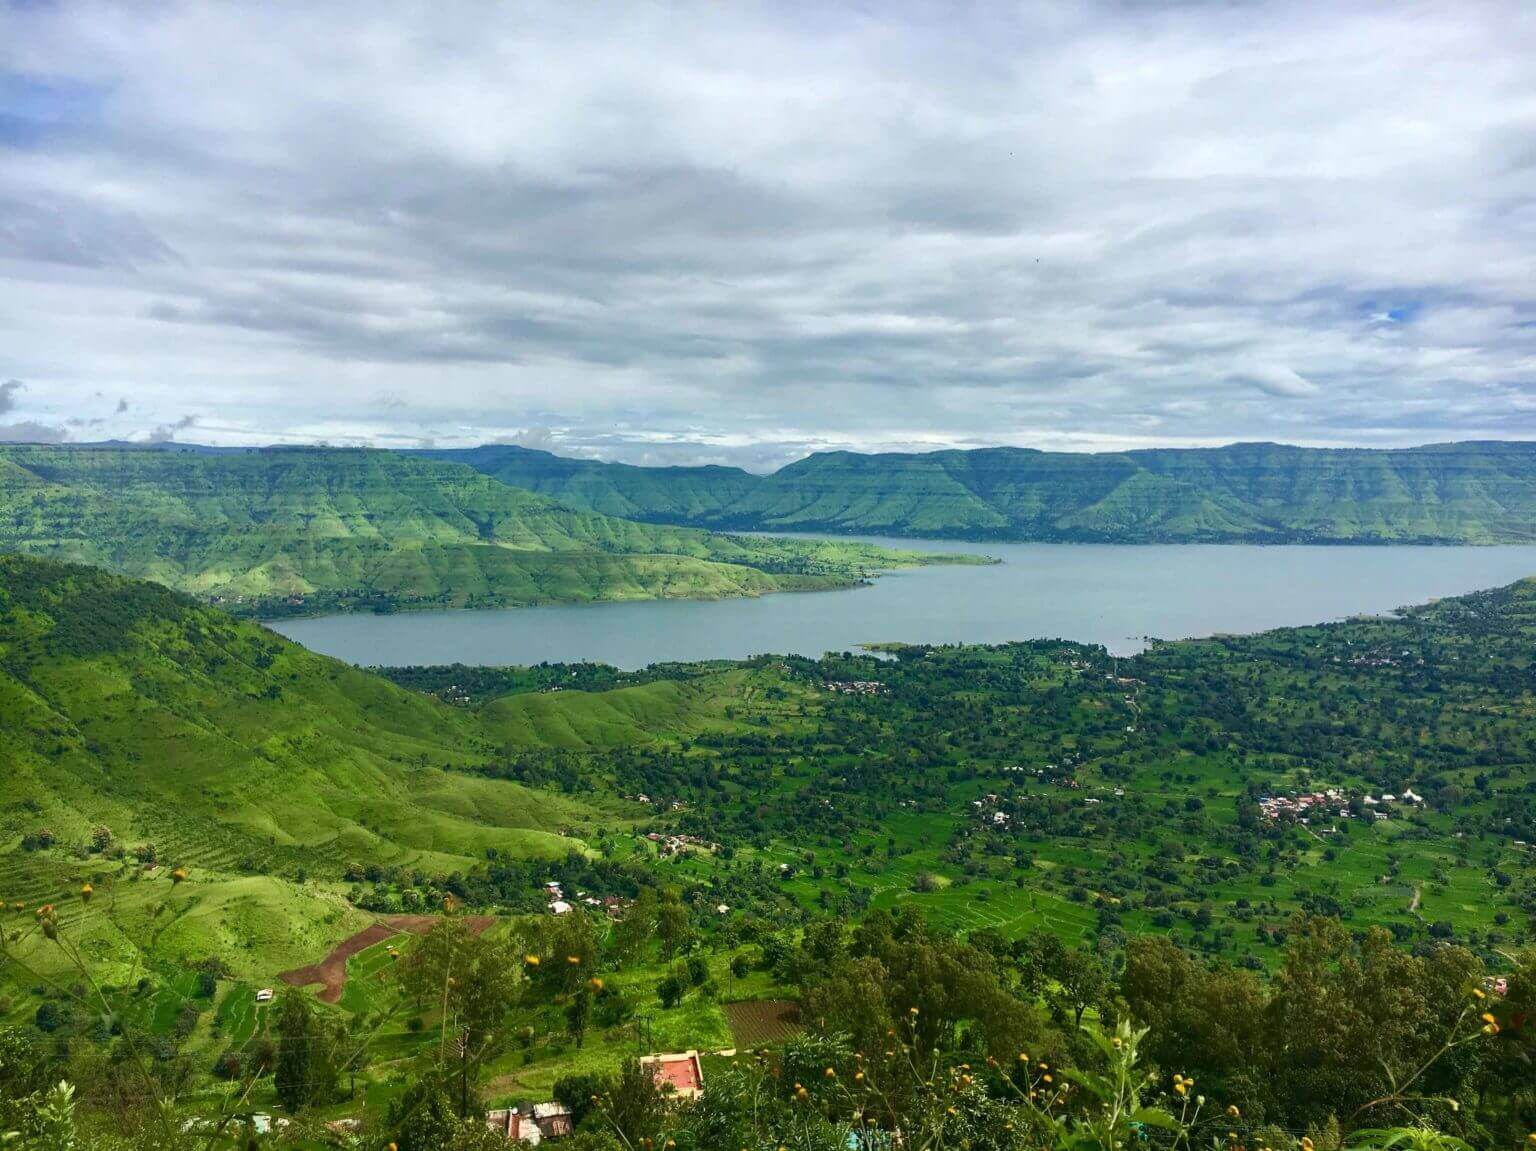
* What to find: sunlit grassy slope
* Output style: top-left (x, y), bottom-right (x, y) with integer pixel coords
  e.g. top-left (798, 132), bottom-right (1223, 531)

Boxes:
top-left (0, 445), bottom-right (967, 615)
top-left (479, 669), bottom-right (762, 749)
top-left (0, 555), bottom-right (615, 979)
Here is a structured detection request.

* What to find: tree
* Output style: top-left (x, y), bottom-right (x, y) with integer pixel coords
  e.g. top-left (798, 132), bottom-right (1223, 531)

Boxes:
top-left (340, 1013), bottom-right (373, 1098)
top-left (800, 955), bottom-right (892, 1056)
top-left (657, 973), bottom-right (685, 1009)
top-left (32, 1002), bottom-right (62, 1034)
top-left (400, 919), bottom-right (523, 1050)
top-left (273, 992), bottom-right (314, 1112)
top-left (553, 1071), bottom-right (607, 1128)
top-left (386, 1079), bottom-right (482, 1151)
top-left (1121, 935), bottom-right (1269, 1113)
top-left (566, 986), bottom-right (591, 1047)
top-left (532, 911), bottom-right (598, 996)
top-left (610, 888), bottom-right (659, 964)
top-left (600, 1059), bottom-right (665, 1148)
top-left (1051, 945), bottom-right (1110, 1027)
top-left (399, 918), bottom-right (523, 1109)
top-left (655, 898), bottom-right (692, 960)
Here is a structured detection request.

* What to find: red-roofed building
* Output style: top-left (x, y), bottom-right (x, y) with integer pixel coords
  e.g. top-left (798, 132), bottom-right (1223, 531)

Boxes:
top-left (639, 1050), bottom-right (705, 1100)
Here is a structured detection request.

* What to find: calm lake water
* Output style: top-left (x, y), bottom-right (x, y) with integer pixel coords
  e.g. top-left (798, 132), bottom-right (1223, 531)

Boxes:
top-left (269, 539), bottom-right (1536, 669)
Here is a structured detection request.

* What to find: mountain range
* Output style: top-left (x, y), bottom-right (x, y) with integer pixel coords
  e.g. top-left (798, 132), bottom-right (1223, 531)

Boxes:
top-left (426, 439), bottom-right (1536, 543)
top-left (0, 446), bottom-right (956, 616)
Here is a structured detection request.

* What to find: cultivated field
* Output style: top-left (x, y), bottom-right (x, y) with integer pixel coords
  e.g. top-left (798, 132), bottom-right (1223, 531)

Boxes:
top-left (723, 999), bottom-right (803, 1047)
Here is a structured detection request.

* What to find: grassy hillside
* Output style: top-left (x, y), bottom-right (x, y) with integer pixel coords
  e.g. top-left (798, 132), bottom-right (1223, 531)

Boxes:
top-left (440, 439), bottom-right (1536, 543)
top-left (0, 445), bottom-right (966, 616)
top-left (0, 555), bottom-right (616, 981)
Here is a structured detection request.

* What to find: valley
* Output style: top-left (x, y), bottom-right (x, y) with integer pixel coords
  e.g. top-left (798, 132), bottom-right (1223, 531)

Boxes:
top-left (2, 551), bottom-right (1533, 1143)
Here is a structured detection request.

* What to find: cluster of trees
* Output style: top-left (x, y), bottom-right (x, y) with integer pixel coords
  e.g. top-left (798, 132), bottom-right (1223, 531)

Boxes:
top-left (328, 574), bottom-right (1536, 964)
top-left (513, 596), bottom-right (1536, 956)
top-left (3, 895), bottom-right (1534, 1150)
top-left (381, 660), bottom-right (669, 706)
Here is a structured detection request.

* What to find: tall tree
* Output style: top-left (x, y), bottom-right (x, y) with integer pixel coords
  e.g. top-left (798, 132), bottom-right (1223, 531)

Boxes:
top-left (273, 992), bottom-right (314, 1113)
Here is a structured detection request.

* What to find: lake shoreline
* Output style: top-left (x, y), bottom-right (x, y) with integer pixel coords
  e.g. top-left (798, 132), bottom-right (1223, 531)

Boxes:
top-left (270, 538), bottom-right (1536, 671)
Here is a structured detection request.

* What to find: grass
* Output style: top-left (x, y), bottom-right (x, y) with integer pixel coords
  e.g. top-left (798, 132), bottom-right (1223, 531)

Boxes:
top-left (216, 983), bottom-right (260, 1047)
top-left (480, 674), bottom-right (755, 749)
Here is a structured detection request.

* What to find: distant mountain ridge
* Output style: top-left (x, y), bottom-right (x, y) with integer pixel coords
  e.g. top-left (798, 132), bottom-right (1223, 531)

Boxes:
top-left (424, 440), bottom-right (1536, 543)
top-left (0, 445), bottom-right (957, 616)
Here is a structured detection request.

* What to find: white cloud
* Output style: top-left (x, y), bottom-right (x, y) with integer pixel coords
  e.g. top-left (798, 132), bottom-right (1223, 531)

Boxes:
top-left (1239, 365), bottom-right (1320, 399)
top-left (0, 1), bottom-right (1532, 463)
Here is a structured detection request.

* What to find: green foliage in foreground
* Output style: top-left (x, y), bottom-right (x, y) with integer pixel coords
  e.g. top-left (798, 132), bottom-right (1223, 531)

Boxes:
top-left (2, 901), bottom-right (1533, 1150)
top-left (0, 445), bottom-right (967, 617)
top-left (435, 438), bottom-right (1536, 543)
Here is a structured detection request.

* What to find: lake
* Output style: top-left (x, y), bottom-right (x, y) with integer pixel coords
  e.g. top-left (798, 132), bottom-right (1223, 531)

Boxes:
top-left (268, 539), bottom-right (1536, 669)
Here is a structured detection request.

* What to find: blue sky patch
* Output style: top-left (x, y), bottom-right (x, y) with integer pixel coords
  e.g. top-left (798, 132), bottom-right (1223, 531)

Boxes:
top-left (0, 72), bottom-right (104, 145)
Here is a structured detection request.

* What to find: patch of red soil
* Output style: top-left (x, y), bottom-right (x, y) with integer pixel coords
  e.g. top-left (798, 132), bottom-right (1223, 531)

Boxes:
top-left (277, 915), bottom-right (493, 1004)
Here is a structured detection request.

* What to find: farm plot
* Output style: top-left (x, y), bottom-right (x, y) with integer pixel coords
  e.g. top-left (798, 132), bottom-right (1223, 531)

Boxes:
top-left (722, 999), bottom-right (802, 1048)
top-left (216, 984), bottom-right (262, 1047)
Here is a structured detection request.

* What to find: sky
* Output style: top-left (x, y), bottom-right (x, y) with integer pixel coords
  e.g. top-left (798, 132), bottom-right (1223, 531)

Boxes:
top-left (1, 1), bottom-right (1533, 471)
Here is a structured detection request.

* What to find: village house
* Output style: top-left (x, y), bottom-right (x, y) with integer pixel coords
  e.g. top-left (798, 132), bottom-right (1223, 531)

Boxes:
top-left (485, 1108), bottom-right (538, 1144)
top-left (643, 831), bottom-right (718, 858)
top-left (484, 1102), bottom-right (573, 1143)
top-left (640, 1051), bottom-right (706, 1100)
top-left (531, 1103), bottom-right (573, 1138)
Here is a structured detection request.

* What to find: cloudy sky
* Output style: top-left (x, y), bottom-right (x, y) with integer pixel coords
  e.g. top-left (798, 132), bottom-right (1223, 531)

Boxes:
top-left (1, 1), bottom-right (1533, 469)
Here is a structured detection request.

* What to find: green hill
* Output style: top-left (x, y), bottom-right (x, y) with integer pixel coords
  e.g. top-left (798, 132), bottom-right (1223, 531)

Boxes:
top-left (425, 443), bottom-right (761, 522)
top-left (0, 445), bottom-right (961, 616)
top-left (433, 439), bottom-right (1536, 543)
top-left (0, 555), bottom-right (612, 978)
